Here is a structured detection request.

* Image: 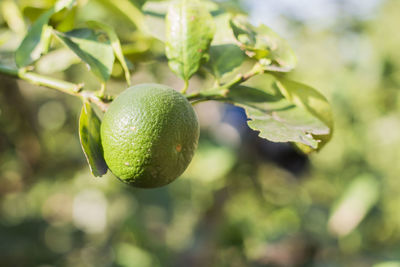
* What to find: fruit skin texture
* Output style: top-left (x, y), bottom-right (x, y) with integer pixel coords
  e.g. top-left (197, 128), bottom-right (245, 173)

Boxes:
top-left (101, 83), bottom-right (199, 188)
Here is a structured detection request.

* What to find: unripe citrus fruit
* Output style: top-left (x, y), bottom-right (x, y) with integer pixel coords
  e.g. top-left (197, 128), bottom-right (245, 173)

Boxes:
top-left (101, 83), bottom-right (199, 188)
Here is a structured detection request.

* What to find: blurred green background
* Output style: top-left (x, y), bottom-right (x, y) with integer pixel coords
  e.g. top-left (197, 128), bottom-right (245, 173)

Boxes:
top-left (1, 0), bottom-right (400, 266)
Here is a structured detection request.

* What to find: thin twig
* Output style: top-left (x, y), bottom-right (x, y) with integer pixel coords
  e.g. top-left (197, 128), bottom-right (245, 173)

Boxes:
top-left (186, 63), bottom-right (264, 103)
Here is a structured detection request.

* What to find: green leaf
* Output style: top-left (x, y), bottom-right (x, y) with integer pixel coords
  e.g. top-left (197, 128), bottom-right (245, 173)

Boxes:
top-left (54, 28), bottom-right (115, 82)
top-left (226, 74), bottom-right (331, 150)
top-left (79, 101), bottom-right (108, 177)
top-left (165, 0), bottom-right (215, 81)
top-left (143, 0), bottom-right (219, 42)
top-left (15, 0), bottom-right (75, 67)
top-left (230, 16), bottom-right (297, 72)
top-left (277, 78), bottom-right (334, 153)
top-left (87, 21), bottom-right (131, 85)
top-left (53, 5), bottom-right (77, 32)
top-left (205, 44), bottom-right (245, 79)
top-left (22, 7), bottom-right (47, 22)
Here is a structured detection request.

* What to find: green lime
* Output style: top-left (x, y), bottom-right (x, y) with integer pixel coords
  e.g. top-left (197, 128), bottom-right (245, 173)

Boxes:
top-left (101, 83), bottom-right (199, 188)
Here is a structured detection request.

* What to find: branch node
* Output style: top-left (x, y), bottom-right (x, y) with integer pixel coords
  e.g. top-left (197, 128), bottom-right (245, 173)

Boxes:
top-left (74, 83), bottom-right (85, 93)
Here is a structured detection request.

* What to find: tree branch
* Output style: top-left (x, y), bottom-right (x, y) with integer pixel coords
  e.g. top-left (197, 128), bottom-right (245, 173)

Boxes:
top-left (0, 64), bottom-right (112, 112)
top-left (0, 62), bottom-right (265, 109)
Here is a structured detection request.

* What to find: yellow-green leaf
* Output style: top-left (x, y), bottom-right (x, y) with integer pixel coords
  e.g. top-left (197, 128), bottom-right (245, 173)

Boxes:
top-left (54, 28), bottom-right (115, 82)
top-left (230, 16), bottom-right (297, 72)
top-left (79, 101), bottom-right (107, 177)
top-left (277, 78), bottom-right (334, 152)
top-left (143, 0), bottom-right (219, 42)
top-left (87, 21), bottom-right (131, 85)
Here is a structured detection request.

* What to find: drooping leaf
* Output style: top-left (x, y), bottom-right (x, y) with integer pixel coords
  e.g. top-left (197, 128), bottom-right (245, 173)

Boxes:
top-left (15, 0), bottom-right (75, 67)
top-left (54, 28), bottom-right (115, 82)
top-left (226, 74), bottom-right (331, 151)
top-left (143, 0), bottom-right (219, 42)
top-left (165, 0), bottom-right (215, 81)
top-left (205, 44), bottom-right (245, 79)
top-left (87, 21), bottom-right (131, 85)
top-left (230, 16), bottom-right (297, 72)
top-left (277, 78), bottom-right (334, 152)
top-left (79, 101), bottom-right (108, 177)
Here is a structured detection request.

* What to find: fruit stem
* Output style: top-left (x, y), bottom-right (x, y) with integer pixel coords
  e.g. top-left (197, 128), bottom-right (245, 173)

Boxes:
top-left (181, 79), bottom-right (189, 94)
top-left (186, 63), bottom-right (264, 103)
top-left (0, 63), bottom-right (112, 112)
top-left (98, 83), bottom-right (106, 98)
top-left (186, 87), bottom-right (227, 101)
top-left (222, 63), bottom-right (264, 89)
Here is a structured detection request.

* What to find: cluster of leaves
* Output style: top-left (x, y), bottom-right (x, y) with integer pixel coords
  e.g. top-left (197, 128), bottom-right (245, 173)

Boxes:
top-left (2, 0), bottom-right (333, 177)
top-left (15, 0), bottom-right (130, 83)
top-left (144, 0), bottom-right (333, 153)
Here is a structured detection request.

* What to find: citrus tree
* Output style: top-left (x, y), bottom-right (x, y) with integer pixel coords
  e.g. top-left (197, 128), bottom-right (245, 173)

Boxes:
top-left (0, 0), bottom-right (333, 188)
